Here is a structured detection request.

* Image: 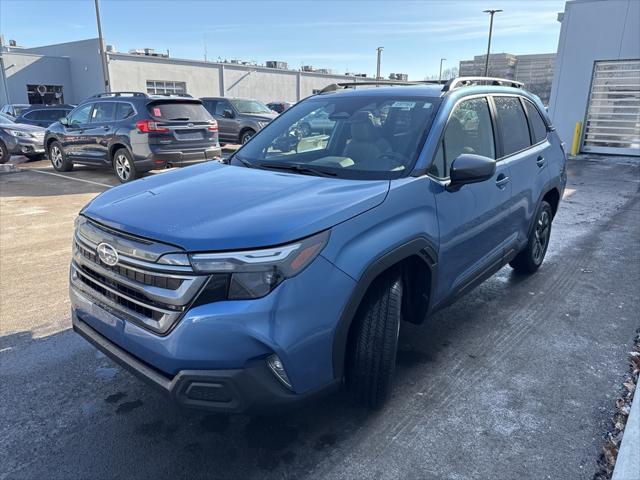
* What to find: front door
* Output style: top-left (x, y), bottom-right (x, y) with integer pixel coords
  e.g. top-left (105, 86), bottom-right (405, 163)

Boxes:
top-left (82, 101), bottom-right (116, 163)
top-left (430, 96), bottom-right (515, 302)
top-left (63, 103), bottom-right (94, 159)
top-left (214, 99), bottom-right (240, 143)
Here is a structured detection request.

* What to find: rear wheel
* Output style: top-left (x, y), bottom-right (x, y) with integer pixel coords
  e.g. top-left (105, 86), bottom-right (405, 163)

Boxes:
top-left (240, 129), bottom-right (255, 144)
top-left (0, 141), bottom-right (9, 164)
top-left (510, 201), bottom-right (553, 273)
top-left (113, 148), bottom-right (139, 183)
top-left (346, 271), bottom-right (403, 409)
top-left (49, 141), bottom-right (73, 172)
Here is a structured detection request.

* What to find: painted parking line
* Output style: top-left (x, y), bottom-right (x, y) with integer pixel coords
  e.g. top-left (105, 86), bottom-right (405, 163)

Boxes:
top-left (24, 168), bottom-right (113, 188)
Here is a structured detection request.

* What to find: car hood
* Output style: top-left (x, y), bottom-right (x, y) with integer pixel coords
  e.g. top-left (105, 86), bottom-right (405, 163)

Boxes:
top-left (82, 162), bottom-right (389, 252)
top-left (0, 122), bottom-right (45, 132)
top-left (240, 112), bottom-right (278, 122)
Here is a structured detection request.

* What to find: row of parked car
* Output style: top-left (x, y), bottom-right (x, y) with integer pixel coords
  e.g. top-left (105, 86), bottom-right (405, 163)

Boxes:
top-left (0, 96), bottom-right (295, 180)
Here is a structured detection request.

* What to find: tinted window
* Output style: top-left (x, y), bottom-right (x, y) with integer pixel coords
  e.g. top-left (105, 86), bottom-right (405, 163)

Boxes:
top-left (432, 97), bottom-right (495, 178)
top-left (214, 100), bottom-right (232, 116)
top-left (68, 104), bottom-right (92, 125)
top-left (115, 103), bottom-right (135, 120)
top-left (148, 102), bottom-right (212, 121)
top-left (91, 102), bottom-right (116, 122)
top-left (494, 96), bottom-right (531, 156)
top-left (523, 99), bottom-right (548, 144)
top-left (201, 100), bottom-right (216, 115)
top-left (23, 111), bottom-right (38, 119)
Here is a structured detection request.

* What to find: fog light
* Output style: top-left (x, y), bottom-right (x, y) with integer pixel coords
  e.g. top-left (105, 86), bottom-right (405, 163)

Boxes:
top-left (266, 354), bottom-right (292, 389)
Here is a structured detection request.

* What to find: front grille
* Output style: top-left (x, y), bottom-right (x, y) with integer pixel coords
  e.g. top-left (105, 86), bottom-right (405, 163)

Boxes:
top-left (70, 218), bottom-right (208, 334)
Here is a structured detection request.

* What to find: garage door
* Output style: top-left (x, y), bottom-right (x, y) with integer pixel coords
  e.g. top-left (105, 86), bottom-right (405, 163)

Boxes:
top-left (582, 60), bottom-right (640, 156)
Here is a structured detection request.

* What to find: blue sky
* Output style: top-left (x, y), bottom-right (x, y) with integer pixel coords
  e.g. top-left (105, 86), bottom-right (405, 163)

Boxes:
top-left (1, 0), bottom-right (565, 79)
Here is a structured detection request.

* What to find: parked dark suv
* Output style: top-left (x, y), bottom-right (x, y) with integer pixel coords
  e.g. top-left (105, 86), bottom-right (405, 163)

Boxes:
top-left (45, 92), bottom-right (221, 182)
top-left (201, 97), bottom-right (277, 144)
top-left (15, 104), bottom-right (74, 128)
top-left (71, 77), bottom-right (566, 412)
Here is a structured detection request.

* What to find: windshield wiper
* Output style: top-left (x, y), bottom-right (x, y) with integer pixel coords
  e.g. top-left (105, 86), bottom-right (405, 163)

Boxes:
top-left (230, 154), bottom-right (254, 168)
top-left (257, 162), bottom-right (337, 177)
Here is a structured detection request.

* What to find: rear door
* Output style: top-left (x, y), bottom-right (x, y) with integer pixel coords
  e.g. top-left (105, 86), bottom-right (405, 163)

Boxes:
top-left (492, 95), bottom-right (550, 254)
top-left (146, 100), bottom-right (217, 151)
top-left (431, 96), bottom-right (514, 302)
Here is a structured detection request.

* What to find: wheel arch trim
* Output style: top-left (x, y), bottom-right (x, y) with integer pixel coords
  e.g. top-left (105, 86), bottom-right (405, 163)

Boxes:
top-left (330, 237), bottom-right (438, 380)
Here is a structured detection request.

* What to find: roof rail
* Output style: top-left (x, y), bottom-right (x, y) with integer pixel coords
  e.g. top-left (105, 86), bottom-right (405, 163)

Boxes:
top-left (442, 76), bottom-right (524, 92)
top-left (318, 79), bottom-right (446, 94)
top-left (150, 93), bottom-right (194, 98)
top-left (91, 92), bottom-right (148, 98)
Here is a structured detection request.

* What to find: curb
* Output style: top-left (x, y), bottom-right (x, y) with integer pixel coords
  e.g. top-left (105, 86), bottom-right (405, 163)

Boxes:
top-left (612, 386), bottom-right (639, 480)
top-left (0, 164), bottom-right (19, 174)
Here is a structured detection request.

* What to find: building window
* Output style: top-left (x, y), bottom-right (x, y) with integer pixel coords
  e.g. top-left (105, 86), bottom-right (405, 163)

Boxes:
top-left (26, 84), bottom-right (64, 104)
top-left (146, 80), bottom-right (187, 95)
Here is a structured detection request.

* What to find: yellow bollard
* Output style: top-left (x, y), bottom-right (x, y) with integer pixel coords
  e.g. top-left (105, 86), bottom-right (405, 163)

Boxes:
top-left (571, 121), bottom-right (582, 156)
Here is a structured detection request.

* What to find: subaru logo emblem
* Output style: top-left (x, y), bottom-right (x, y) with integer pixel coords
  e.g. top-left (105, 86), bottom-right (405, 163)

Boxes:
top-left (97, 243), bottom-right (119, 266)
top-left (188, 123), bottom-right (194, 128)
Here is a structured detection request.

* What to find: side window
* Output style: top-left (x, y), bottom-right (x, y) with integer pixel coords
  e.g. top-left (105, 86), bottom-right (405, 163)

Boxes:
top-left (429, 142), bottom-right (446, 178)
top-left (215, 100), bottom-right (231, 116)
top-left (435, 97), bottom-right (495, 178)
top-left (23, 111), bottom-right (38, 119)
top-left (202, 100), bottom-right (216, 115)
top-left (91, 102), bottom-right (116, 123)
top-left (494, 96), bottom-right (532, 156)
top-left (68, 104), bottom-right (93, 125)
top-left (523, 99), bottom-right (548, 144)
top-left (115, 103), bottom-right (135, 120)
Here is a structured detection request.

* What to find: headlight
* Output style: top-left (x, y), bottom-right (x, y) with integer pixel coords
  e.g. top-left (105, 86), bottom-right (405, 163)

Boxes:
top-left (257, 121), bottom-right (269, 128)
top-left (4, 129), bottom-right (32, 138)
top-left (190, 230), bottom-right (330, 300)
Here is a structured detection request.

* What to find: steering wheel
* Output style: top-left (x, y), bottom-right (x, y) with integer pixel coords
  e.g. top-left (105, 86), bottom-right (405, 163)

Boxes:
top-left (376, 152), bottom-right (406, 170)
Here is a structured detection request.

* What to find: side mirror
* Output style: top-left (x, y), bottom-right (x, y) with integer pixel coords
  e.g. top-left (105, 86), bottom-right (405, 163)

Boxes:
top-left (59, 117), bottom-right (69, 126)
top-left (223, 109), bottom-right (234, 119)
top-left (448, 154), bottom-right (496, 191)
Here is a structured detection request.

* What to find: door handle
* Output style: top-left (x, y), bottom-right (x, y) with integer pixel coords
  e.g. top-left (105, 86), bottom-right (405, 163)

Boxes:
top-left (536, 155), bottom-right (546, 167)
top-left (495, 174), bottom-right (510, 189)
top-left (103, 125), bottom-right (111, 131)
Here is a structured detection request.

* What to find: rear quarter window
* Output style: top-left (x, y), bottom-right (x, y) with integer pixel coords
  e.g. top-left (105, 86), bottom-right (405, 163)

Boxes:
top-left (147, 102), bottom-right (212, 122)
top-left (494, 96), bottom-right (532, 156)
top-left (523, 99), bottom-right (548, 144)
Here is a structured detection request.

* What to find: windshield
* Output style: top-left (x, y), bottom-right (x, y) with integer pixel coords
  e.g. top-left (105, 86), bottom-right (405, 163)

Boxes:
top-left (231, 99), bottom-right (273, 114)
top-left (0, 112), bottom-right (15, 124)
top-left (233, 94), bottom-right (441, 179)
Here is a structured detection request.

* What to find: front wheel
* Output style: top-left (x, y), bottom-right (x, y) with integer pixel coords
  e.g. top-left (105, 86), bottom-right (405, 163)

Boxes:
top-left (49, 141), bottom-right (73, 172)
top-left (113, 148), bottom-right (139, 183)
top-left (240, 129), bottom-right (255, 145)
top-left (510, 201), bottom-right (553, 273)
top-left (346, 272), bottom-right (403, 409)
top-left (0, 141), bottom-right (9, 164)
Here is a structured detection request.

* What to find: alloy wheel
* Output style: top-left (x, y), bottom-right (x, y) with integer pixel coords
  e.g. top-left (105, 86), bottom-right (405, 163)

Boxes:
top-left (50, 146), bottom-right (63, 168)
top-left (115, 154), bottom-right (131, 181)
top-left (532, 209), bottom-right (551, 264)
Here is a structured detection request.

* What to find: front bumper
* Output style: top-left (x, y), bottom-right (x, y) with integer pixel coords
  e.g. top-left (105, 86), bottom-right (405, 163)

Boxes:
top-left (4, 136), bottom-right (45, 155)
top-left (73, 313), bottom-right (338, 413)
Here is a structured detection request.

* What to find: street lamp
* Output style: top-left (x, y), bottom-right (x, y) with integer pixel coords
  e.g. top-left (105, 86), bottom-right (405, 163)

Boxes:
top-left (376, 47), bottom-right (384, 82)
top-left (482, 9), bottom-right (502, 77)
top-left (94, 0), bottom-right (111, 92)
top-left (439, 58), bottom-right (447, 82)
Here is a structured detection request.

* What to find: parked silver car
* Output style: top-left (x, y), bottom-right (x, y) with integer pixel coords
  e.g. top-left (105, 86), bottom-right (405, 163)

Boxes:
top-left (201, 97), bottom-right (277, 144)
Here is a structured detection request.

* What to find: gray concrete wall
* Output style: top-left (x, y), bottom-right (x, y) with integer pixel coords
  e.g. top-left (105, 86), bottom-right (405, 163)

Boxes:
top-left (106, 53), bottom-right (367, 102)
top-left (0, 52), bottom-right (73, 104)
top-left (548, 0), bottom-right (640, 145)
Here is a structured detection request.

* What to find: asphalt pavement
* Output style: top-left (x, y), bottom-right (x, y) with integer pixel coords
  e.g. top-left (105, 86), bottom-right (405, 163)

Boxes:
top-left (0, 155), bottom-right (638, 480)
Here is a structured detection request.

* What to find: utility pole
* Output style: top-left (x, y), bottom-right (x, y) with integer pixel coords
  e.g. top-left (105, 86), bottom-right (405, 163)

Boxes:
top-left (438, 58), bottom-right (447, 82)
top-left (483, 9), bottom-right (502, 77)
top-left (94, 0), bottom-right (110, 92)
top-left (376, 46), bottom-right (384, 82)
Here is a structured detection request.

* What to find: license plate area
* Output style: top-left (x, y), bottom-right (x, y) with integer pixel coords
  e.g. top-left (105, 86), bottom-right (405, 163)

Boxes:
top-left (175, 131), bottom-right (204, 141)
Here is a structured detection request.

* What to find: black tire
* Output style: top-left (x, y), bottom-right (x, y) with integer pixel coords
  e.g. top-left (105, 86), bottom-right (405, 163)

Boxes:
top-left (0, 141), bottom-right (9, 164)
top-left (510, 201), bottom-right (553, 274)
top-left (26, 153), bottom-right (45, 162)
top-left (240, 129), bottom-right (255, 145)
top-left (346, 272), bottom-right (403, 409)
top-left (112, 148), bottom-right (139, 183)
top-left (48, 141), bottom-right (73, 172)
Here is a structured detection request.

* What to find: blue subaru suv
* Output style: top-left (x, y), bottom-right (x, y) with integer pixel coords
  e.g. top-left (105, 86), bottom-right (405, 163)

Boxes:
top-left (71, 77), bottom-right (567, 412)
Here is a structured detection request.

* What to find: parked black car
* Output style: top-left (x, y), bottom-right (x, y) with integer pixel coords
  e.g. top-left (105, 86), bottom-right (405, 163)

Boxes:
top-left (45, 92), bottom-right (222, 182)
top-left (0, 104), bottom-right (30, 119)
top-left (200, 97), bottom-right (277, 144)
top-left (266, 101), bottom-right (295, 114)
top-left (0, 114), bottom-right (46, 163)
top-left (15, 105), bottom-right (75, 128)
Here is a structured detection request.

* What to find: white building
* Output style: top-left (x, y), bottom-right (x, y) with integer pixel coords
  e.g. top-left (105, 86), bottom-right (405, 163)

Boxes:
top-left (0, 38), bottom-right (375, 106)
top-left (549, 0), bottom-right (640, 156)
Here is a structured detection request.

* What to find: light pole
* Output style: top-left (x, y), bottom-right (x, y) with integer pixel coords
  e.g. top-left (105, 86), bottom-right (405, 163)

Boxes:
top-left (94, 0), bottom-right (110, 92)
top-left (376, 47), bottom-right (384, 82)
top-left (438, 58), bottom-right (447, 82)
top-left (482, 9), bottom-right (502, 77)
